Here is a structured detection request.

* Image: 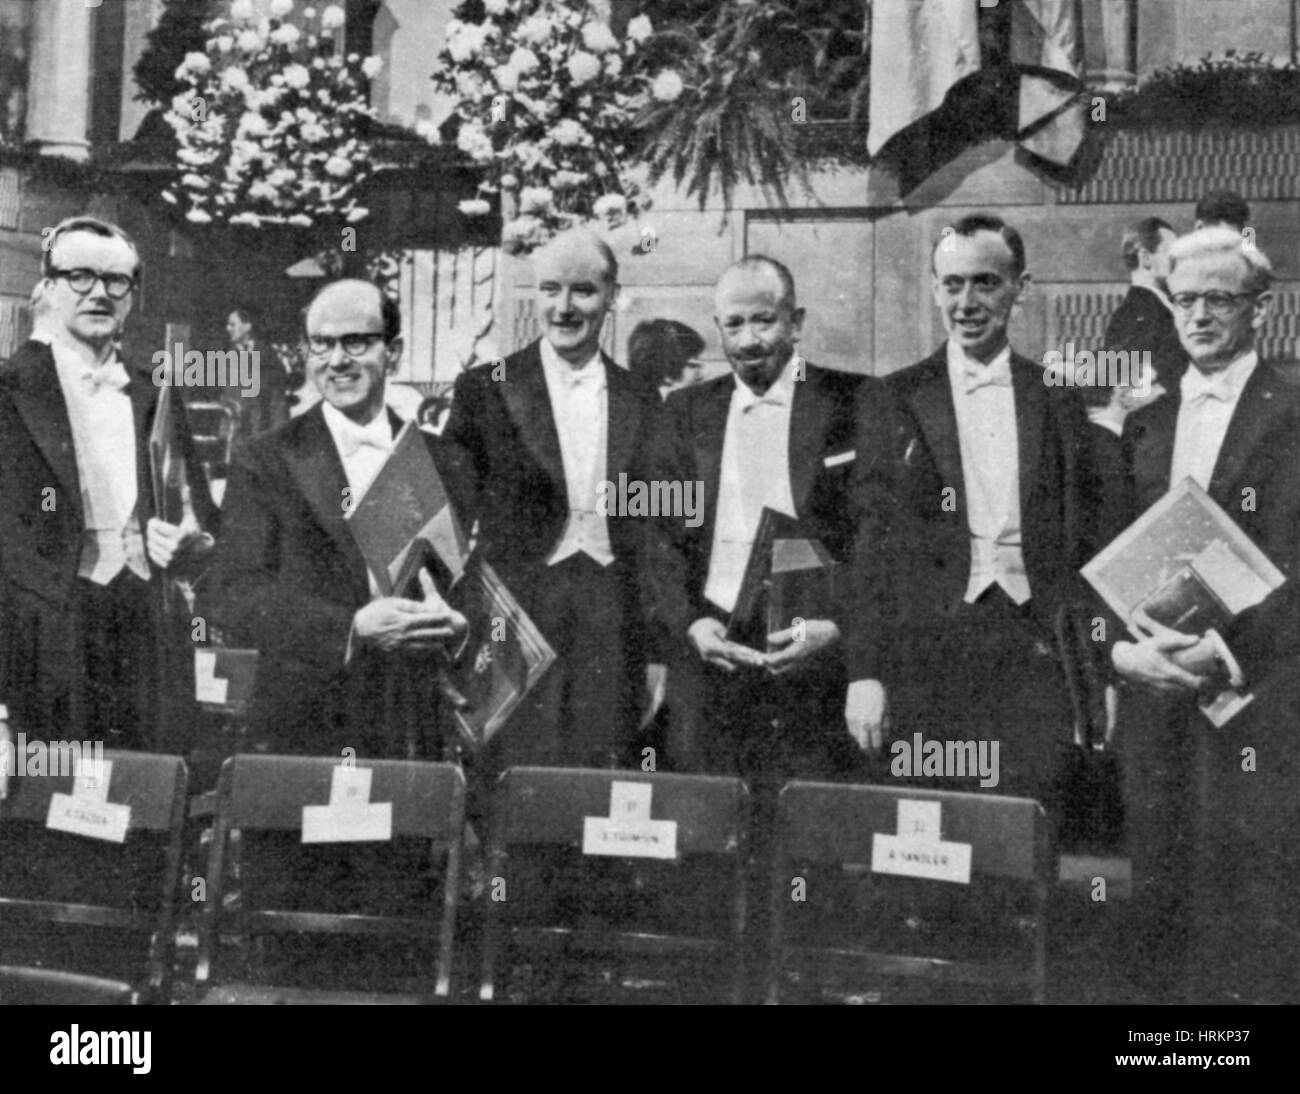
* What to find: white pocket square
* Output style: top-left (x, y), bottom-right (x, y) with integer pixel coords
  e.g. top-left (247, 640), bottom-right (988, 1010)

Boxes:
top-left (823, 450), bottom-right (856, 468)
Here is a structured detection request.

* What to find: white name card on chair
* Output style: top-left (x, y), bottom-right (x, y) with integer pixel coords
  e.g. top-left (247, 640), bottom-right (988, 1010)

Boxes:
top-left (582, 780), bottom-right (677, 860)
top-left (871, 799), bottom-right (971, 884)
top-left (301, 765), bottom-right (393, 843)
top-left (46, 758), bottom-right (130, 844)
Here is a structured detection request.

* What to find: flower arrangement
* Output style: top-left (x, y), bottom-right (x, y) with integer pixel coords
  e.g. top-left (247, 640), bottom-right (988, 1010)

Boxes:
top-left (162, 0), bottom-right (382, 227)
top-left (434, 2), bottom-right (679, 252)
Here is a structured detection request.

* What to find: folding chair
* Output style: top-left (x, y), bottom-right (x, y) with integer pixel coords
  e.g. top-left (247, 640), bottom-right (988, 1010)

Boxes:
top-left (479, 767), bottom-right (749, 1004)
top-left (0, 750), bottom-right (188, 1004)
top-left (767, 782), bottom-right (1050, 1005)
top-left (194, 754), bottom-right (464, 1004)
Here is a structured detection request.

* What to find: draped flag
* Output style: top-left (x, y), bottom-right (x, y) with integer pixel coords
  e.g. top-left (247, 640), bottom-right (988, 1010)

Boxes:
top-left (1012, 0), bottom-right (1088, 166)
top-left (867, 0), bottom-right (982, 157)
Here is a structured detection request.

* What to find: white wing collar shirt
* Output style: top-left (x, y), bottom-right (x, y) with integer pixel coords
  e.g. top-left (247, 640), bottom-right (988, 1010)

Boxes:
top-left (703, 352), bottom-right (799, 614)
top-left (1171, 350), bottom-right (1258, 491)
top-left (946, 340), bottom-right (1031, 606)
top-left (43, 330), bottom-right (149, 585)
top-left (539, 338), bottom-right (614, 567)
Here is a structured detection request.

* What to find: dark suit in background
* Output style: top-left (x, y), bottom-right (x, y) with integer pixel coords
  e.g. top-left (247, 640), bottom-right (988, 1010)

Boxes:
top-left (202, 405), bottom-right (456, 759)
top-left (1119, 364), bottom-right (1300, 1002)
top-left (442, 339), bottom-right (663, 770)
top-left (1104, 285), bottom-right (1186, 384)
top-left (859, 346), bottom-right (1097, 813)
top-left (0, 339), bottom-right (216, 752)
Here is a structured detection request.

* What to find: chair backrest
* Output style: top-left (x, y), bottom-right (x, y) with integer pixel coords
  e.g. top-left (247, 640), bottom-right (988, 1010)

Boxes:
top-left (0, 750), bottom-right (188, 1000)
top-left (480, 767), bottom-right (750, 1004)
top-left (196, 754), bottom-right (465, 999)
top-left (768, 782), bottom-right (1050, 1004)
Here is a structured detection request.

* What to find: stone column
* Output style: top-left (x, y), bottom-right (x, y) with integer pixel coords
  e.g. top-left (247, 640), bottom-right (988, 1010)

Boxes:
top-left (24, 0), bottom-right (93, 160)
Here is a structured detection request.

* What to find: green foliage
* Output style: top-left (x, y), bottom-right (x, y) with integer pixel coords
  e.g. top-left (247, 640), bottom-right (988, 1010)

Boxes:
top-left (1107, 51), bottom-right (1300, 131)
top-left (134, 0), bottom-right (221, 106)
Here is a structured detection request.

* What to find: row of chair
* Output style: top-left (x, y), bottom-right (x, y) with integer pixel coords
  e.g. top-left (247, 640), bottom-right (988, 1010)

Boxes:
top-left (0, 753), bottom-right (1050, 1004)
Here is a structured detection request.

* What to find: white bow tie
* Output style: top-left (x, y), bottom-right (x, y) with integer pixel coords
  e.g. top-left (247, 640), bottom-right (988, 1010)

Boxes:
top-left (1182, 370), bottom-right (1234, 406)
top-left (962, 362), bottom-right (1012, 394)
top-left (560, 365), bottom-right (602, 391)
top-left (81, 361), bottom-right (130, 393)
top-left (335, 417), bottom-right (393, 459)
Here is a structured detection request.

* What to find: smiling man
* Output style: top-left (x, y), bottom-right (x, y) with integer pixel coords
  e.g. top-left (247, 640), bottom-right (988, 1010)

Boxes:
top-left (1109, 227), bottom-right (1300, 1003)
top-left (202, 279), bottom-right (467, 757)
top-left (442, 229), bottom-right (665, 773)
top-left (0, 216), bottom-right (216, 769)
top-left (850, 213), bottom-right (1096, 831)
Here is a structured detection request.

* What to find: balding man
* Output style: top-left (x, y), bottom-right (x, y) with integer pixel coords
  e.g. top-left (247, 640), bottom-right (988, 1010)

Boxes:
top-left (442, 229), bottom-right (665, 771)
top-left (203, 279), bottom-right (467, 758)
top-left (648, 254), bottom-right (896, 781)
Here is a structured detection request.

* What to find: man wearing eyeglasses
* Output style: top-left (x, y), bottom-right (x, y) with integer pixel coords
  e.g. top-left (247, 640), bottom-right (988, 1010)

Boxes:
top-left (0, 216), bottom-right (217, 778)
top-left (202, 279), bottom-right (469, 758)
top-left (1110, 226), bottom-right (1300, 1003)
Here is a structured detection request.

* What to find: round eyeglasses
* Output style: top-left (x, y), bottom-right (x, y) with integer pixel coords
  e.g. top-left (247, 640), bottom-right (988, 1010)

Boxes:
top-left (305, 333), bottom-right (387, 359)
top-left (49, 268), bottom-right (137, 300)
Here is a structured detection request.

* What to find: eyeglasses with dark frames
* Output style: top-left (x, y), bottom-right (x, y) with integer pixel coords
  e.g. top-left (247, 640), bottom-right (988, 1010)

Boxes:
top-left (304, 333), bottom-right (387, 359)
top-left (48, 268), bottom-right (137, 300)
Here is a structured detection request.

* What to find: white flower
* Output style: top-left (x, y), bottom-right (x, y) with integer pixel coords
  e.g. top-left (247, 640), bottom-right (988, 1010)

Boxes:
top-left (312, 57), bottom-right (327, 70)
top-left (162, 191), bottom-right (178, 204)
top-left (325, 156), bottom-right (352, 177)
top-left (300, 122), bottom-right (329, 142)
top-left (582, 22), bottom-right (618, 54)
top-left (509, 47), bottom-right (539, 73)
top-left (499, 173), bottom-right (518, 190)
top-left (493, 66), bottom-right (520, 93)
top-left (458, 199), bottom-right (491, 216)
top-left (214, 35), bottom-right (234, 53)
top-left (179, 52), bottom-right (211, 75)
top-left (605, 54), bottom-right (623, 78)
top-left (270, 0), bottom-right (294, 17)
top-left (321, 5), bottom-right (345, 31)
top-left (457, 121), bottom-right (494, 162)
top-left (484, 0), bottom-right (509, 14)
top-left (549, 118), bottom-right (586, 146)
top-left (361, 56), bottom-right (383, 79)
top-left (652, 70), bottom-right (684, 102)
top-left (517, 14), bottom-right (553, 46)
top-left (180, 172), bottom-right (209, 190)
top-left (567, 51), bottom-right (601, 86)
top-left (238, 111), bottom-right (270, 137)
top-left (346, 206), bottom-right (369, 222)
top-left (446, 19), bottom-right (490, 63)
top-left (627, 15), bottom-right (653, 43)
top-left (283, 63), bottom-right (311, 89)
top-left (415, 119), bottom-right (439, 142)
top-left (270, 23), bottom-right (301, 46)
top-left (186, 208), bottom-right (213, 224)
top-left (222, 66), bottom-right (251, 92)
top-left (593, 193), bottom-right (627, 220)
top-left (288, 214), bottom-right (314, 227)
top-left (519, 186), bottom-right (552, 215)
top-left (236, 29), bottom-right (263, 52)
top-left (230, 0), bottom-right (255, 21)
top-left (304, 7), bottom-right (317, 19)
top-left (552, 169), bottom-right (584, 190)
top-left (230, 212), bottom-right (263, 227)
top-left (249, 180), bottom-right (278, 202)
